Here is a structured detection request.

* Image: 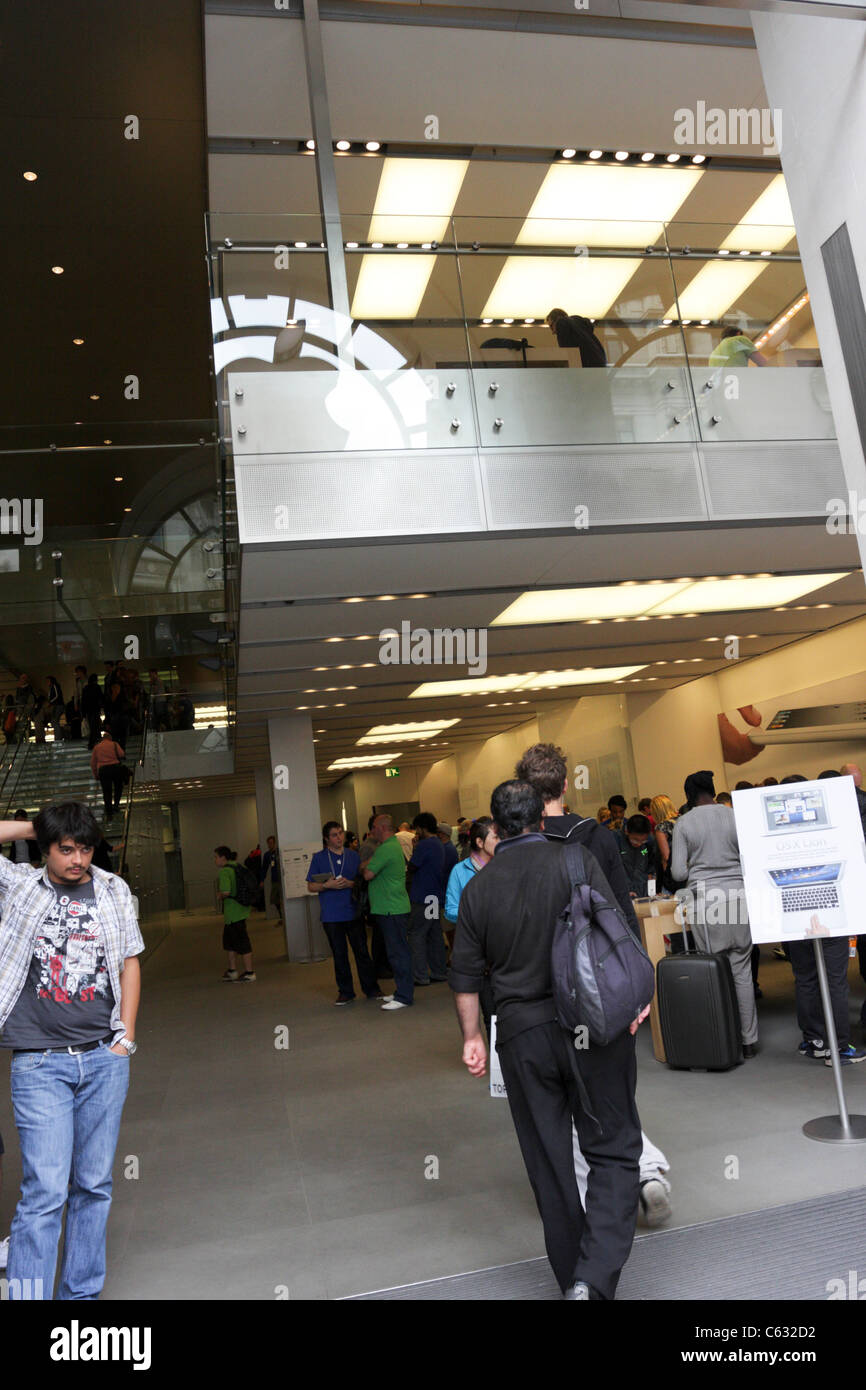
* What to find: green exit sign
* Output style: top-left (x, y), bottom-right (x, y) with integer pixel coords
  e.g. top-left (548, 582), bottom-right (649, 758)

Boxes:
top-left (384, 766), bottom-right (400, 778)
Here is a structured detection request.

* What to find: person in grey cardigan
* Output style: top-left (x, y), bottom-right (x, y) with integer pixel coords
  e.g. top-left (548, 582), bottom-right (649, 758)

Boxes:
top-left (670, 770), bottom-right (758, 1057)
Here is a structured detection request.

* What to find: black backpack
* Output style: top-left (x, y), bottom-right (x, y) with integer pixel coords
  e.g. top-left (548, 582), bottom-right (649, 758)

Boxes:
top-left (551, 844), bottom-right (655, 1046)
top-left (230, 862), bottom-right (259, 907)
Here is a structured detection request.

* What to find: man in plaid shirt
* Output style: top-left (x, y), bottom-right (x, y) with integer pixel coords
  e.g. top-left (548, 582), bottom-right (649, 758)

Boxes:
top-left (0, 801), bottom-right (143, 1300)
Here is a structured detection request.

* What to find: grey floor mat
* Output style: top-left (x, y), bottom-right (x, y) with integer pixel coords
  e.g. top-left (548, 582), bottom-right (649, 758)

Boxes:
top-left (347, 1186), bottom-right (866, 1300)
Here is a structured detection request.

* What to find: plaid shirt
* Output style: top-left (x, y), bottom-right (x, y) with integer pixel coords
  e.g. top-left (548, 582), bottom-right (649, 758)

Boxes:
top-left (0, 856), bottom-right (145, 1041)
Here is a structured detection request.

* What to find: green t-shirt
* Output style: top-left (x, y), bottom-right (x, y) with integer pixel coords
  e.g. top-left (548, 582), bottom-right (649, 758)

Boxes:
top-left (366, 835), bottom-right (410, 916)
top-left (708, 334), bottom-right (758, 368)
top-left (218, 863), bottom-right (251, 923)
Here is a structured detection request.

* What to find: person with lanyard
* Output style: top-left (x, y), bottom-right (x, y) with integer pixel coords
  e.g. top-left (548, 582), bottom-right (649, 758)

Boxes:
top-left (307, 821), bottom-right (381, 1005)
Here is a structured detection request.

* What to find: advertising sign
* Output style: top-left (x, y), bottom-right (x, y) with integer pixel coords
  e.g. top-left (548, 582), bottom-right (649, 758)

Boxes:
top-left (733, 778), bottom-right (866, 944)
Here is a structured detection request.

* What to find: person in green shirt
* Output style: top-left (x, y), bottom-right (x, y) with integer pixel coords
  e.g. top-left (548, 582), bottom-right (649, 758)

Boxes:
top-left (214, 845), bottom-right (255, 983)
top-left (362, 814), bottom-right (414, 1010)
top-left (708, 326), bottom-right (768, 368)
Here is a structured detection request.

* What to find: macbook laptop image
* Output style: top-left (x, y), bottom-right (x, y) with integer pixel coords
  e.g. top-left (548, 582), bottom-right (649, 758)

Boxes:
top-left (762, 787), bottom-right (832, 836)
top-left (767, 863), bottom-right (845, 928)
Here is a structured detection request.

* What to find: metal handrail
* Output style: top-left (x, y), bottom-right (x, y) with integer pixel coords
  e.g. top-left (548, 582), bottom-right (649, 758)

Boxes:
top-left (0, 739), bottom-right (31, 820)
top-left (118, 712), bottom-right (150, 882)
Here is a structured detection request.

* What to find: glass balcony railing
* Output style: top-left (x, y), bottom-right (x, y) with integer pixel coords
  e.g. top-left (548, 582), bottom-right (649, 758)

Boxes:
top-left (207, 213), bottom-right (831, 455)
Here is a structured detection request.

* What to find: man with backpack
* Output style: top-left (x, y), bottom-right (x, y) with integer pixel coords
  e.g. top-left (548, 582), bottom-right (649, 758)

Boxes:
top-left (515, 743), bottom-right (673, 1229)
top-left (450, 779), bottom-right (646, 1301)
top-left (214, 846), bottom-right (256, 982)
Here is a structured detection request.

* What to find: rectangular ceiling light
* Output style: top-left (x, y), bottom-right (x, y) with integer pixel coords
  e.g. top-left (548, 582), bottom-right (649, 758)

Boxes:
top-left (410, 667), bottom-right (646, 698)
top-left (351, 158), bottom-right (469, 320)
top-left (357, 719), bottom-right (460, 745)
top-left (367, 159), bottom-right (469, 244)
top-left (665, 259), bottom-right (767, 322)
top-left (721, 174), bottom-right (795, 253)
top-left (352, 255), bottom-right (437, 319)
top-left (492, 572), bottom-right (852, 627)
top-left (649, 572), bottom-right (850, 615)
top-left (492, 583), bottom-right (690, 626)
top-left (517, 165), bottom-right (704, 248)
top-left (482, 256), bottom-right (643, 321)
top-left (328, 753), bottom-right (405, 769)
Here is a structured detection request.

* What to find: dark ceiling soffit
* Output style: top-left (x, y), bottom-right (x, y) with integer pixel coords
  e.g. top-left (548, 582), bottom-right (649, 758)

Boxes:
top-left (205, 0), bottom-right (755, 45)
top-left (208, 137), bottom-right (780, 173)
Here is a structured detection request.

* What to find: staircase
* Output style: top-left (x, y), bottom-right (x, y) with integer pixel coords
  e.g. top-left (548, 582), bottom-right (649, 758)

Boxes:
top-left (2, 737), bottom-right (142, 837)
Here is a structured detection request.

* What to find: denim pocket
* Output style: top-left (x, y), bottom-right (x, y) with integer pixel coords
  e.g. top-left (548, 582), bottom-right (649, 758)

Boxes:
top-left (11, 1051), bottom-right (48, 1071)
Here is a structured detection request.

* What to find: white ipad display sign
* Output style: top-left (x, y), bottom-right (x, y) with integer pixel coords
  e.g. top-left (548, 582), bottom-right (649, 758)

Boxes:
top-left (733, 777), bottom-right (866, 944)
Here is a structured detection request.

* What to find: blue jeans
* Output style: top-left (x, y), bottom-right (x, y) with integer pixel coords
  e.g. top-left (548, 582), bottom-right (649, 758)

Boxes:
top-left (375, 914), bottom-right (414, 1006)
top-left (7, 1040), bottom-right (130, 1300)
top-left (408, 901), bottom-right (448, 984)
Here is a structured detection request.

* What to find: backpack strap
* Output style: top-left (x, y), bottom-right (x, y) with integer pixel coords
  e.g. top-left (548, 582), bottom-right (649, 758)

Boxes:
top-left (562, 841), bottom-right (587, 888)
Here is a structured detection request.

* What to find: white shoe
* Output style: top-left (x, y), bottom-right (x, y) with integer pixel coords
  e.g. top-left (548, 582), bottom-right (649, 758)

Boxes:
top-left (378, 994), bottom-right (395, 1003)
top-left (381, 999), bottom-right (408, 1010)
top-left (0, 1236), bottom-right (9, 1269)
top-left (638, 1176), bottom-right (672, 1228)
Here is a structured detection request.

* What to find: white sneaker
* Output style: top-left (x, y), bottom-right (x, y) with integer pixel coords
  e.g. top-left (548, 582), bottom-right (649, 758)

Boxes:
top-left (0, 1236), bottom-right (9, 1269)
top-left (638, 1176), bottom-right (672, 1228)
top-left (381, 999), bottom-right (408, 1010)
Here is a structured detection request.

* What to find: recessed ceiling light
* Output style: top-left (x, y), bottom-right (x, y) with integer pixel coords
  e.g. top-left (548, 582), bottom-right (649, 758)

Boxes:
top-left (343, 597), bottom-right (364, 603)
top-left (51, 265), bottom-right (64, 274)
top-left (561, 148), bottom-right (577, 159)
top-left (718, 248), bottom-right (730, 256)
top-left (23, 170), bottom-right (37, 180)
top-left (370, 241), bottom-right (384, 249)
top-left (410, 593), bottom-right (430, 599)
top-left (124, 507), bottom-right (131, 513)
top-left (89, 393), bottom-right (99, 400)
top-left (641, 152), bottom-right (655, 162)
top-left (691, 154), bottom-right (706, 164)
top-left (700, 318), bottom-right (710, 325)
top-left (377, 595), bottom-right (397, 601)
top-left (294, 241), bottom-right (308, 249)
top-left (614, 151), bottom-right (629, 161)
top-left (335, 140), bottom-right (351, 151)
top-left (72, 337), bottom-right (84, 345)
top-left (481, 317), bottom-right (493, 324)
top-left (325, 637), bottom-right (343, 643)
top-left (103, 439), bottom-right (112, 445)
top-left (666, 153), bottom-right (681, 163)
top-left (739, 249), bottom-right (751, 257)
top-left (503, 317), bottom-right (514, 324)
top-left (329, 753), bottom-right (404, 769)
top-left (396, 241), bottom-right (409, 249)
top-left (760, 250), bottom-right (773, 257)
top-left (365, 141), bottom-right (381, 152)
top-left (305, 139), bottom-right (316, 150)
top-left (661, 318), bottom-right (672, 325)
top-left (114, 475), bottom-right (123, 482)
top-left (588, 150), bottom-right (603, 159)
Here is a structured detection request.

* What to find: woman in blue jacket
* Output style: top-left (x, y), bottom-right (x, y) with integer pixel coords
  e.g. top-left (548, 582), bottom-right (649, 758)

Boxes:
top-left (444, 816), bottom-right (498, 1034)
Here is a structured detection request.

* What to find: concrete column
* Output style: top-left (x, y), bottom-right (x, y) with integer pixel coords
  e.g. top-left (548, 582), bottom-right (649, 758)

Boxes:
top-left (267, 714), bottom-right (329, 962)
top-left (753, 12), bottom-right (866, 579)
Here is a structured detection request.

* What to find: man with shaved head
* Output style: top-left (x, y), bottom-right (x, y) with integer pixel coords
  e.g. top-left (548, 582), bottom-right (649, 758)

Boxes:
top-left (363, 814), bottom-right (414, 1010)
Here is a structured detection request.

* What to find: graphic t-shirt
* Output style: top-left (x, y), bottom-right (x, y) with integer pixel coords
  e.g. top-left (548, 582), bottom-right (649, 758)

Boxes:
top-left (2, 879), bottom-right (115, 1049)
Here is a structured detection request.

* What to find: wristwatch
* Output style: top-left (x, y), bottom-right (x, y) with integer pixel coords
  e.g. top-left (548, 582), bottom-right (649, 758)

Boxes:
top-left (116, 1035), bottom-right (138, 1055)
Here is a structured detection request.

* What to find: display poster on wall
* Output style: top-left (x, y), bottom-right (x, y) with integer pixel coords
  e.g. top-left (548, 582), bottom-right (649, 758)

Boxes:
top-left (281, 843), bottom-right (322, 899)
top-left (733, 777), bottom-right (866, 944)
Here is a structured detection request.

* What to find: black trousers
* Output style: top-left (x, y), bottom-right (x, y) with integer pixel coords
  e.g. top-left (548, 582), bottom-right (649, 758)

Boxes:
top-left (98, 765), bottom-right (124, 816)
top-left (788, 937), bottom-right (850, 1048)
top-left (496, 1021), bottom-right (641, 1300)
top-left (323, 918), bottom-right (379, 999)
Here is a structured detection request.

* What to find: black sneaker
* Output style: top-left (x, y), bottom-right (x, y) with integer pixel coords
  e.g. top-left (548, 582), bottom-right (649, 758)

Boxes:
top-left (799, 1038), bottom-right (829, 1060)
top-left (334, 994), bottom-right (354, 1005)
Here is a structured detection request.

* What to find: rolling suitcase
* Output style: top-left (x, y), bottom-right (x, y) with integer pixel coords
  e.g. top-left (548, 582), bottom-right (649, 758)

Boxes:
top-left (656, 927), bottom-right (741, 1071)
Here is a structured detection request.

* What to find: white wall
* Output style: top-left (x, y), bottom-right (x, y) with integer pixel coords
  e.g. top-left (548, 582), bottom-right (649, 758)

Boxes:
top-left (417, 756), bottom-right (460, 824)
top-left (537, 694), bottom-right (639, 816)
top-left (753, 13), bottom-right (866, 580)
top-left (455, 718), bottom-right (539, 820)
top-left (178, 794), bottom-right (259, 908)
top-left (627, 676), bottom-right (725, 803)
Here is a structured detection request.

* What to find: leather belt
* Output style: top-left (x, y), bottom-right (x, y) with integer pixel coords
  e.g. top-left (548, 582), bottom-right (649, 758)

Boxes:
top-left (14, 1034), bottom-right (115, 1056)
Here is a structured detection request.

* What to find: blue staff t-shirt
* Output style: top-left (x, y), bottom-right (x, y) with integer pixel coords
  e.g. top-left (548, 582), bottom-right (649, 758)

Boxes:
top-left (307, 847), bottom-right (360, 923)
top-left (408, 836), bottom-right (445, 904)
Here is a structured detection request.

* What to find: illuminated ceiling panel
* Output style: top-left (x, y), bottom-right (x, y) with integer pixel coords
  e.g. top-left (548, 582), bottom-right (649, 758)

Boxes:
top-left (482, 256), bottom-right (643, 320)
top-left (517, 164), bottom-right (704, 248)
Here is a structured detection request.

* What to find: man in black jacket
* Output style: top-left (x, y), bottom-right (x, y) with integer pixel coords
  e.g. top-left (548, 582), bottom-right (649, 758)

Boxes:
top-left (515, 743), bottom-right (673, 1229)
top-left (546, 307), bottom-right (607, 367)
top-left (450, 779), bottom-right (645, 1300)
